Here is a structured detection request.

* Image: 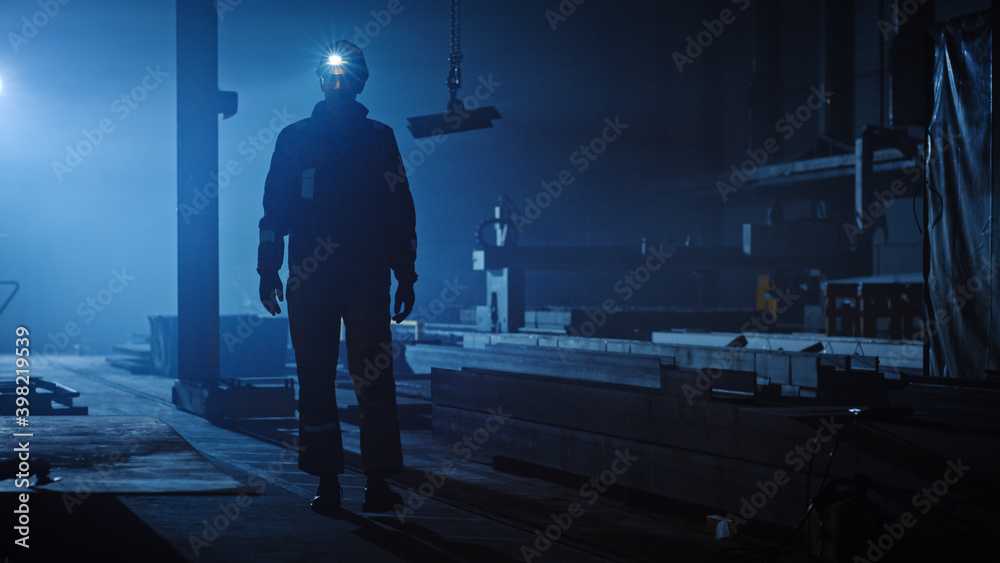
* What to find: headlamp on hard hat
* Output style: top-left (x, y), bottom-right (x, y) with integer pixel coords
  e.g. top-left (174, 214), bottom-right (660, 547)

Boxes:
top-left (316, 41), bottom-right (370, 94)
top-left (317, 44), bottom-right (367, 75)
top-left (318, 53), bottom-right (349, 77)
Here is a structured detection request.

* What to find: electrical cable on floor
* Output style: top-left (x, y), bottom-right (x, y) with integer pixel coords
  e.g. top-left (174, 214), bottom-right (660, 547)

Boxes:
top-left (809, 417), bottom-right (856, 562)
top-left (720, 414), bottom-right (858, 563)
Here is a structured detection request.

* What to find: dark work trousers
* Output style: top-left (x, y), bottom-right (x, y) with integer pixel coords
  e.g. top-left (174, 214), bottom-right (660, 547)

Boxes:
top-left (287, 278), bottom-right (404, 478)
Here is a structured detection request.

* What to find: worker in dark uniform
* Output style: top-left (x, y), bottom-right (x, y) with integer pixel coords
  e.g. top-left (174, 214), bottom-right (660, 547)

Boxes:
top-left (256, 40), bottom-right (417, 514)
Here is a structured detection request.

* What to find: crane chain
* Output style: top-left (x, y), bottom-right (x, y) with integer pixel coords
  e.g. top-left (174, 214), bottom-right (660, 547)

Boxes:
top-left (447, 0), bottom-right (463, 105)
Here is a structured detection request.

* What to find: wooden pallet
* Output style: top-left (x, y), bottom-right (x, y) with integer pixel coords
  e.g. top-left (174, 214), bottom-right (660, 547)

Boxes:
top-left (0, 377), bottom-right (88, 415)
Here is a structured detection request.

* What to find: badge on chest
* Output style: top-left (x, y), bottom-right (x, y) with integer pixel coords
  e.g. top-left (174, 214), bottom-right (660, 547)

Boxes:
top-left (301, 168), bottom-right (316, 200)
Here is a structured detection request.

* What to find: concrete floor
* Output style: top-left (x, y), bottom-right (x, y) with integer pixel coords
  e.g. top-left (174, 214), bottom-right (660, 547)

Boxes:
top-left (2, 355), bottom-right (812, 563)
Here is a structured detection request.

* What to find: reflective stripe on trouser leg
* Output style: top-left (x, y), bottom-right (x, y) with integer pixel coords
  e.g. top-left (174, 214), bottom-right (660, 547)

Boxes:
top-left (288, 285), bottom-right (346, 476)
top-left (294, 343), bottom-right (345, 475)
top-left (345, 286), bottom-right (403, 476)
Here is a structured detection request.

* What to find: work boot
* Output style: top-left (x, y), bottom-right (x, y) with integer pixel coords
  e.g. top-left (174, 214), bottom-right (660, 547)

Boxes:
top-left (310, 474), bottom-right (343, 514)
top-left (362, 477), bottom-right (403, 512)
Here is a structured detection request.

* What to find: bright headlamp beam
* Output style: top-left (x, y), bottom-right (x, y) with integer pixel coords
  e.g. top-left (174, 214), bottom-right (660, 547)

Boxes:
top-left (328, 55), bottom-right (343, 65)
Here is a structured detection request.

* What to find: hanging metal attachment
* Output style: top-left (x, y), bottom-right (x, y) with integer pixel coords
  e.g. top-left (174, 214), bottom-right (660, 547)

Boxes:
top-left (407, 0), bottom-right (500, 138)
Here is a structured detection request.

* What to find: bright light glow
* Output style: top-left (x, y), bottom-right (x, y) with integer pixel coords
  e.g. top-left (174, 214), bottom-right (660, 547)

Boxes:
top-left (0, 76), bottom-right (4, 95)
top-left (328, 55), bottom-right (343, 65)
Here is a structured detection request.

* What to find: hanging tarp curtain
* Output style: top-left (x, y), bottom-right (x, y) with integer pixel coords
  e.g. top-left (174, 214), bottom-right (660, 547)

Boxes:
top-left (926, 13), bottom-right (996, 379)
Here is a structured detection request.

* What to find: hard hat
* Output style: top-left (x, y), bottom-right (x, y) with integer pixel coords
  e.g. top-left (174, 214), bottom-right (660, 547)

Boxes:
top-left (316, 40), bottom-right (369, 85)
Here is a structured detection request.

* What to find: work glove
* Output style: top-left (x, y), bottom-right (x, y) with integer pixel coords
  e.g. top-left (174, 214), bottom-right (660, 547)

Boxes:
top-left (259, 270), bottom-right (284, 316)
top-left (393, 279), bottom-right (415, 323)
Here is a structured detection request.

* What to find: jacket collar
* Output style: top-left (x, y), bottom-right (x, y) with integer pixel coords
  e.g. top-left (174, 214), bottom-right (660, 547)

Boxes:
top-left (311, 99), bottom-right (370, 123)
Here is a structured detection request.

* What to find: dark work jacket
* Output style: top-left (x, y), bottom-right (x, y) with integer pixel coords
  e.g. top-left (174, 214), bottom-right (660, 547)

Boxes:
top-left (258, 100), bottom-right (416, 291)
